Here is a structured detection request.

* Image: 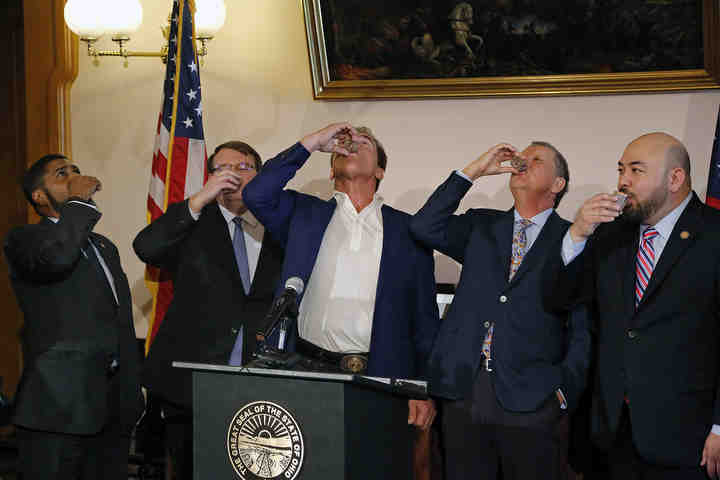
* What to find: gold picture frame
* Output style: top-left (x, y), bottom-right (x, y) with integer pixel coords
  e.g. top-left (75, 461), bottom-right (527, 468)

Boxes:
top-left (302, 0), bottom-right (720, 100)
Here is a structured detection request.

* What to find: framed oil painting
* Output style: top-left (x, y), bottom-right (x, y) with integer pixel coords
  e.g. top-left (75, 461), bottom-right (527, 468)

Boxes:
top-left (302, 0), bottom-right (720, 99)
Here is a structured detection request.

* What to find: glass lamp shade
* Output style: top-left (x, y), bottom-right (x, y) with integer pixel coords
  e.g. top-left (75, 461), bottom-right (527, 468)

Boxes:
top-left (102, 0), bottom-right (143, 36)
top-left (195, 0), bottom-right (226, 37)
top-left (64, 0), bottom-right (107, 38)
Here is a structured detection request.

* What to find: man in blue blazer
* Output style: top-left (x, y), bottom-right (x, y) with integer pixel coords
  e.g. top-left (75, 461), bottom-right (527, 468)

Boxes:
top-left (410, 142), bottom-right (591, 480)
top-left (242, 122), bottom-right (440, 430)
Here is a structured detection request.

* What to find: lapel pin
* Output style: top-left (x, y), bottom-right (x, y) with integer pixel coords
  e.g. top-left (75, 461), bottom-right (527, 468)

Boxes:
top-left (680, 231), bottom-right (690, 240)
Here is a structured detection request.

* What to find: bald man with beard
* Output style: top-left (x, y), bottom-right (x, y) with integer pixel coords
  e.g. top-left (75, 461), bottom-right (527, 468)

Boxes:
top-left (545, 133), bottom-right (720, 479)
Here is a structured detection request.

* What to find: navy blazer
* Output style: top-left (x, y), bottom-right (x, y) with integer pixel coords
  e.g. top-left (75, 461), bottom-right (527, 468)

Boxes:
top-left (242, 143), bottom-right (440, 380)
top-left (545, 193), bottom-right (720, 467)
top-left (410, 173), bottom-right (590, 412)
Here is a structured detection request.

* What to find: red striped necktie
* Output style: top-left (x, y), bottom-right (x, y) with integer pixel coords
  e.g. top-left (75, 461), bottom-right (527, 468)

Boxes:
top-left (635, 226), bottom-right (659, 307)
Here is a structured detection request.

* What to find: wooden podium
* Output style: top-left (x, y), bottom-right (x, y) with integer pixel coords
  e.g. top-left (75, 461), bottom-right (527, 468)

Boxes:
top-left (174, 362), bottom-right (426, 480)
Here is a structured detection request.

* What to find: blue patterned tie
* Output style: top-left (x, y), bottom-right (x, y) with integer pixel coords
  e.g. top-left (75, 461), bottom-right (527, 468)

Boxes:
top-left (482, 219), bottom-right (534, 362)
top-left (635, 226), bottom-right (659, 307)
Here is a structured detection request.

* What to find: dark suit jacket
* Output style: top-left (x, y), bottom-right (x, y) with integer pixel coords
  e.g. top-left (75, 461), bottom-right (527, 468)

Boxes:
top-left (545, 192), bottom-right (720, 467)
top-left (409, 173), bottom-right (591, 413)
top-left (134, 200), bottom-right (284, 408)
top-left (4, 202), bottom-right (143, 435)
top-left (242, 143), bottom-right (440, 380)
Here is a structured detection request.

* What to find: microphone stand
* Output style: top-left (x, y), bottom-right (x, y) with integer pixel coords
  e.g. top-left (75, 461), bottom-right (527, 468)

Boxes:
top-left (251, 301), bottom-right (300, 368)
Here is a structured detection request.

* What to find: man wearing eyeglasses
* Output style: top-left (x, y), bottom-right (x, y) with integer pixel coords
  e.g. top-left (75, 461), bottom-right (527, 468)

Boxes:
top-left (134, 141), bottom-right (284, 480)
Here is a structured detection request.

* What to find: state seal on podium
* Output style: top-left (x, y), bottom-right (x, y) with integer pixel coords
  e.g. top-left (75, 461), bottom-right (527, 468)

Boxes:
top-left (227, 401), bottom-right (305, 480)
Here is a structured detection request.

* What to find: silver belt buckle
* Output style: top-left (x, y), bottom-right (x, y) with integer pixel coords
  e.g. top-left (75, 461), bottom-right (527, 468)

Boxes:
top-left (483, 356), bottom-right (492, 372)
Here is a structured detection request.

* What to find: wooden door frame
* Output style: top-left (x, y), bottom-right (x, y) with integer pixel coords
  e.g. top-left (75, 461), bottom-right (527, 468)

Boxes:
top-left (0, 0), bottom-right (78, 398)
top-left (23, 0), bottom-right (78, 222)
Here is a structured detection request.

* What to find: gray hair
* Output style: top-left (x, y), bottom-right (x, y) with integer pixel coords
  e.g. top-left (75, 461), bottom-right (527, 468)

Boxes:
top-left (531, 141), bottom-right (569, 208)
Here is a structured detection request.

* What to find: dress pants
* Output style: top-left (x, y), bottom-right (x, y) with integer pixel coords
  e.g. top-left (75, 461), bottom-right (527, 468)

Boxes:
top-left (606, 403), bottom-right (709, 480)
top-left (442, 367), bottom-right (569, 480)
top-left (16, 421), bottom-right (129, 480)
top-left (161, 401), bottom-right (193, 480)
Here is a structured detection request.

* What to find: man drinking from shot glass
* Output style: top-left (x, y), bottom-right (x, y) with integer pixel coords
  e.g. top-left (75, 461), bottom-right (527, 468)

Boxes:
top-left (545, 132), bottom-right (720, 479)
top-left (242, 122), bottom-right (440, 432)
top-left (410, 141), bottom-right (591, 480)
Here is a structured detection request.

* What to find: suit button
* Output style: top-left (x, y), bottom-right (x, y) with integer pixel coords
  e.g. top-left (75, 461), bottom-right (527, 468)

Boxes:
top-left (499, 295), bottom-right (507, 303)
top-left (627, 330), bottom-right (637, 339)
top-left (231, 328), bottom-right (239, 334)
top-left (484, 321), bottom-right (490, 328)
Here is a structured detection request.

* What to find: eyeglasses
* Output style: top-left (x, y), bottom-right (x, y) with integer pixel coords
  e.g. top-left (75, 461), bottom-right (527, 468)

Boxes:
top-left (211, 162), bottom-right (257, 173)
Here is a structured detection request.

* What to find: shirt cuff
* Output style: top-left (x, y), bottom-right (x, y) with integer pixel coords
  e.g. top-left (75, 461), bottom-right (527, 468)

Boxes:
top-left (66, 199), bottom-right (98, 211)
top-left (711, 425), bottom-right (720, 436)
top-left (454, 170), bottom-right (473, 183)
top-left (561, 230), bottom-right (587, 266)
top-left (188, 203), bottom-right (201, 221)
top-left (556, 388), bottom-right (568, 410)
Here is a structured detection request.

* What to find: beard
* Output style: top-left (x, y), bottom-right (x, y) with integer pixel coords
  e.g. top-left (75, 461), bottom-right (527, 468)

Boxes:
top-left (621, 184), bottom-right (668, 224)
top-left (42, 187), bottom-right (63, 213)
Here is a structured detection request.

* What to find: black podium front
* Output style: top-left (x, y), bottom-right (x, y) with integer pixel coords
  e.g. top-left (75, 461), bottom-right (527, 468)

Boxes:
top-left (174, 362), bottom-right (423, 480)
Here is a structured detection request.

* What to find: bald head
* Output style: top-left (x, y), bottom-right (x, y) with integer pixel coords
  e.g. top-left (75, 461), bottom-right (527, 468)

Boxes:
top-left (628, 132), bottom-right (691, 188)
top-left (618, 132), bottom-right (692, 225)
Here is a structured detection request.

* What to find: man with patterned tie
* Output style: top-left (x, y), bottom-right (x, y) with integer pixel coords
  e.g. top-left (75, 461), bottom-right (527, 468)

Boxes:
top-left (546, 132), bottom-right (720, 479)
top-left (5, 154), bottom-right (143, 479)
top-left (134, 141), bottom-right (284, 480)
top-left (410, 142), bottom-right (591, 480)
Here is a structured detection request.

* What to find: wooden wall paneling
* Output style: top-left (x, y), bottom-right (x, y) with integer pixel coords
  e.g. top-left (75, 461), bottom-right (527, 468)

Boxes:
top-left (0, 0), bottom-right (27, 400)
top-left (0, 0), bottom-right (78, 399)
top-left (23, 0), bottom-right (78, 181)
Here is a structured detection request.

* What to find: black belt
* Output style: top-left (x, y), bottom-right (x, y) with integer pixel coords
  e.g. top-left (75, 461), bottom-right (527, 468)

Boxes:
top-left (296, 337), bottom-right (369, 374)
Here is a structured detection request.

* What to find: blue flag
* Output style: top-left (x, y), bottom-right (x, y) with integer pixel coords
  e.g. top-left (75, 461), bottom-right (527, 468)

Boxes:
top-left (707, 106), bottom-right (720, 210)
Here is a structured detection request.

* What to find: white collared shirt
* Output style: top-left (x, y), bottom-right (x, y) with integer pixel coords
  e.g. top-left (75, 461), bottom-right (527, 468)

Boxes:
top-left (189, 203), bottom-right (264, 281)
top-left (297, 191), bottom-right (384, 353)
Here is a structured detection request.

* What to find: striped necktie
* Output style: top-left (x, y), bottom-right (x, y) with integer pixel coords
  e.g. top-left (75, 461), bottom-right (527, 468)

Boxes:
top-left (635, 226), bottom-right (659, 307)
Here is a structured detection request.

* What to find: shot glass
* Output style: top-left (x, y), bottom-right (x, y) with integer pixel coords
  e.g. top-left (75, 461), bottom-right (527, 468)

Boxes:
top-left (510, 154), bottom-right (527, 172)
top-left (332, 132), bottom-right (359, 153)
top-left (612, 191), bottom-right (627, 210)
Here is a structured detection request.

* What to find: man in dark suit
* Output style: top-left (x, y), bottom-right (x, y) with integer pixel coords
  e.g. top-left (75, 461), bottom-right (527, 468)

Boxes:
top-left (4, 154), bottom-right (143, 480)
top-left (134, 141), bottom-right (284, 480)
top-left (242, 123), bottom-right (440, 430)
top-left (409, 142), bottom-right (591, 480)
top-left (545, 132), bottom-right (720, 479)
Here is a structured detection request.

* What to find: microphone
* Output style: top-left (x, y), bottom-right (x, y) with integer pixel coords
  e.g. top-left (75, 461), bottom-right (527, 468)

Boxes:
top-left (258, 277), bottom-right (304, 346)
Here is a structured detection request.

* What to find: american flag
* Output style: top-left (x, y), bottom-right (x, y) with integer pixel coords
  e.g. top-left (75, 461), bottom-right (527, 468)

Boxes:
top-left (707, 106), bottom-right (720, 211)
top-left (145, 0), bottom-right (207, 353)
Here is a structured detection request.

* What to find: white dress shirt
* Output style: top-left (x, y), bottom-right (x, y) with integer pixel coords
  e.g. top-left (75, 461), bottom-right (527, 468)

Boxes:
top-left (297, 191), bottom-right (384, 353)
top-left (189, 203), bottom-right (264, 281)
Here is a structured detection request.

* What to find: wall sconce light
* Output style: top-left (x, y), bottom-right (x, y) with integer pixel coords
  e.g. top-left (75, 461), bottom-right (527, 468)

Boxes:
top-left (64, 0), bottom-right (226, 66)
